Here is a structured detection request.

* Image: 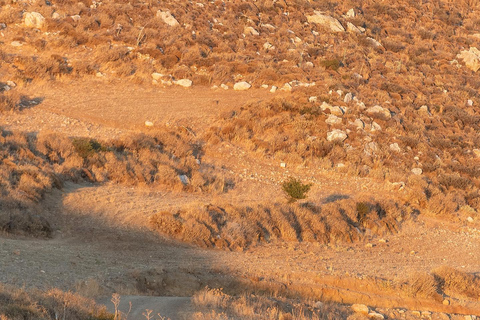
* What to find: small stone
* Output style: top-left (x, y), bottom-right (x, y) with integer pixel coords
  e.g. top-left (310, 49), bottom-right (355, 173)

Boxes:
top-left (174, 79), bottom-right (193, 87)
top-left (151, 72), bottom-right (163, 80)
top-left (270, 86), bottom-right (277, 93)
top-left (366, 105), bottom-right (391, 119)
top-left (473, 149), bottom-right (480, 157)
top-left (307, 12), bottom-right (345, 32)
top-left (234, 81), bottom-right (252, 91)
top-left (7, 81), bottom-right (16, 88)
top-left (244, 26), bottom-right (259, 36)
top-left (390, 143), bottom-right (401, 152)
top-left (344, 92), bottom-right (353, 103)
top-left (96, 72), bottom-right (104, 77)
top-left (52, 12), bottom-right (61, 19)
top-left (10, 41), bottom-right (23, 47)
top-left (280, 162), bottom-right (286, 168)
top-left (314, 301), bottom-right (324, 309)
top-left (145, 121), bottom-right (154, 127)
top-left (261, 84), bottom-right (269, 89)
top-left (468, 99), bottom-right (474, 106)
top-left (410, 250), bottom-right (416, 255)
top-left (368, 312), bottom-right (384, 320)
top-left (352, 119), bottom-right (365, 130)
top-left (346, 22), bottom-right (362, 34)
top-left (71, 14), bottom-right (81, 22)
top-left (418, 105), bottom-right (431, 115)
top-left (337, 163), bottom-right (345, 168)
top-left (442, 299), bottom-right (450, 305)
top-left (351, 304), bottom-right (369, 315)
top-left (0, 23), bottom-right (6, 30)
top-left (279, 83), bottom-right (292, 92)
top-left (411, 311), bottom-right (421, 317)
top-left (327, 129), bottom-right (348, 142)
top-left (326, 114), bottom-right (342, 125)
top-left (179, 174), bottom-right (189, 185)
top-left (371, 121), bottom-right (382, 131)
top-left (411, 168), bottom-right (423, 175)
top-left (157, 10), bottom-right (180, 27)
top-left (378, 239), bottom-right (387, 243)
top-left (220, 84), bottom-right (229, 90)
top-left (309, 96), bottom-right (318, 103)
top-left (346, 8), bottom-right (355, 18)
top-left (467, 216), bottom-right (474, 223)
top-left (263, 42), bottom-right (274, 50)
top-left (24, 12), bottom-right (46, 29)
top-left (365, 243), bottom-right (374, 248)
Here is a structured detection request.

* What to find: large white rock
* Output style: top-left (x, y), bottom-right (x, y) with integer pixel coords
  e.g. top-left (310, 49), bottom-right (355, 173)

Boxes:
top-left (457, 47), bottom-right (480, 72)
top-left (175, 79), bottom-right (192, 87)
top-left (156, 10), bottom-right (179, 27)
top-left (327, 129), bottom-right (347, 142)
top-left (307, 11), bottom-right (345, 32)
top-left (366, 105), bottom-right (391, 119)
top-left (233, 81), bottom-right (251, 91)
top-left (24, 12), bottom-right (45, 29)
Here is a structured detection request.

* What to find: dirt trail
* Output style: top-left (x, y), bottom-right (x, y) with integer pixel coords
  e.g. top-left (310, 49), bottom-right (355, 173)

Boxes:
top-left (2, 81), bottom-right (480, 316)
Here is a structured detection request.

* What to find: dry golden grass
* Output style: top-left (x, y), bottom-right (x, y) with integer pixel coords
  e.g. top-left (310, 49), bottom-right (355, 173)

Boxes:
top-left (0, 284), bottom-right (111, 320)
top-left (150, 198), bottom-right (408, 250)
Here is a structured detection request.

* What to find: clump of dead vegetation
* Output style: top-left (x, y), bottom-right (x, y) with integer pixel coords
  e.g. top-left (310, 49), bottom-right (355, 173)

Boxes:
top-left (149, 198), bottom-right (410, 250)
top-left (0, 126), bottom-right (228, 237)
top-left (192, 287), bottom-right (350, 320)
top-left (0, 284), bottom-right (111, 320)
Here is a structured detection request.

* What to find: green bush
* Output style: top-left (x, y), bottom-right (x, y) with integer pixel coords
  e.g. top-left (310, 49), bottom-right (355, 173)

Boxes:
top-left (281, 177), bottom-right (312, 203)
top-left (72, 138), bottom-right (104, 158)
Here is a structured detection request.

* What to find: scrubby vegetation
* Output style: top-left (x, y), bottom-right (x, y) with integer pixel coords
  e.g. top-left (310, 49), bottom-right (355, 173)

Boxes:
top-left (0, 126), bottom-right (228, 236)
top-left (150, 198), bottom-right (410, 250)
top-left (0, 285), bottom-right (111, 320)
top-left (281, 177), bottom-right (312, 203)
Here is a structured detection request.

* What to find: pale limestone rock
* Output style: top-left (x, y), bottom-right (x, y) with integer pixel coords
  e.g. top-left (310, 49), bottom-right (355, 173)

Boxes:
top-left (371, 121), bottom-right (382, 131)
top-left (151, 72), bottom-right (164, 80)
top-left (270, 86), bottom-right (277, 93)
top-left (23, 12), bottom-right (45, 29)
top-left (71, 15), bottom-right (81, 22)
top-left (233, 81), bottom-right (251, 91)
top-left (309, 96), bottom-right (317, 103)
top-left (352, 119), bottom-right (365, 130)
top-left (411, 168), bottom-right (423, 175)
top-left (346, 8), bottom-right (355, 18)
top-left (390, 143), bottom-right (401, 152)
top-left (364, 142), bottom-right (379, 156)
top-left (145, 121), bottom-right (154, 127)
top-left (327, 129), bottom-right (347, 142)
top-left (368, 312), bottom-right (384, 320)
top-left (473, 149), bottom-right (480, 157)
top-left (351, 304), bottom-right (369, 315)
top-left (344, 92), bottom-right (353, 103)
top-left (457, 47), bottom-right (480, 72)
top-left (321, 102), bottom-right (345, 116)
top-left (366, 105), bottom-right (391, 119)
top-left (175, 79), bottom-right (192, 87)
top-left (279, 83), bottom-right (292, 92)
top-left (418, 105), bottom-right (431, 116)
top-left (220, 84), bottom-right (229, 90)
top-left (244, 26), bottom-right (259, 36)
top-left (346, 22), bottom-right (362, 33)
top-left (157, 10), bottom-right (179, 27)
top-left (52, 12), bottom-right (61, 20)
top-left (307, 11), bottom-right (345, 32)
top-left (326, 114), bottom-right (342, 125)
top-left (263, 42), bottom-right (274, 50)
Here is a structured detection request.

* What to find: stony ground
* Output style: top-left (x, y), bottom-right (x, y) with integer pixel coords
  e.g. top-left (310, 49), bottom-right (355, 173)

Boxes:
top-left (2, 80), bottom-right (480, 319)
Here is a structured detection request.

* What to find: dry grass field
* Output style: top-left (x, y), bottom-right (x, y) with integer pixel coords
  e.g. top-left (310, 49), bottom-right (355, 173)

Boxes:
top-left (2, 0), bottom-right (480, 318)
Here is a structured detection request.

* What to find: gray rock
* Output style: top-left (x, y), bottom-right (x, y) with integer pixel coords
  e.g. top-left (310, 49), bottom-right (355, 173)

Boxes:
top-left (179, 175), bottom-right (189, 185)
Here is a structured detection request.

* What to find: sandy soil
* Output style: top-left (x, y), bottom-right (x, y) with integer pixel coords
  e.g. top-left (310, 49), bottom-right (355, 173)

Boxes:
top-left (2, 79), bottom-right (480, 317)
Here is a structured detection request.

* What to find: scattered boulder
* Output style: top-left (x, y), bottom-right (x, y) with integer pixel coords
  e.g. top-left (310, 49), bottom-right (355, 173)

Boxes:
top-left (364, 142), bottom-right (379, 156)
top-left (346, 22), bottom-right (363, 33)
top-left (151, 72), bottom-right (164, 80)
top-left (145, 121), bottom-right (154, 127)
top-left (321, 102), bottom-right (345, 116)
top-left (390, 143), bottom-right (401, 152)
top-left (368, 312), bottom-right (384, 320)
top-left (244, 26), bottom-right (259, 36)
top-left (309, 96), bottom-right (318, 103)
top-left (351, 304), bottom-right (369, 315)
top-left (71, 15), bottom-right (81, 22)
top-left (366, 105), bottom-right (391, 119)
top-left (457, 47), bottom-right (480, 72)
top-left (157, 10), bottom-right (180, 27)
top-left (23, 12), bottom-right (45, 29)
top-left (352, 119), bottom-right (365, 130)
top-left (270, 86), bottom-right (277, 93)
top-left (179, 175), bottom-right (189, 185)
top-left (371, 121), bottom-right (382, 131)
top-left (418, 105), bottom-right (431, 116)
top-left (220, 84), bottom-right (229, 90)
top-left (411, 168), bottom-right (423, 175)
top-left (473, 149), bottom-right (480, 157)
top-left (325, 114), bottom-right (342, 125)
top-left (307, 12), bottom-right (345, 32)
top-left (263, 42), bottom-right (274, 50)
top-left (233, 81), bottom-right (251, 91)
top-left (344, 92), bottom-right (353, 103)
top-left (174, 79), bottom-right (192, 87)
top-left (346, 8), bottom-right (355, 18)
top-left (327, 129), bottom-right (348, 142)
top-left (52, 12), bottom-right (61, 20)
top-left (279, 83), bottom-right (293, 92)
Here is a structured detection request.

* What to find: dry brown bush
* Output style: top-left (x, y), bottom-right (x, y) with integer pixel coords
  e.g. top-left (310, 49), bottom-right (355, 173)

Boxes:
top-left (0, 284), bottom-right (111, 320)
top-left (149, 198), bottom-right (409, 250)
top-left (192, 287), bottom-right (349, 320)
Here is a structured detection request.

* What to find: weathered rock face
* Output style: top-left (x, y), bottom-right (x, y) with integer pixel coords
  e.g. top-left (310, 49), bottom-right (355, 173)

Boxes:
top-left (457, 47), bottom-right (480, 72)
top-left (327, 129), bottom-right (348, 142)
top-left (307, 12), bottom-right (345, 32)
top-left (156, 10), bottom-right (179, 27)
top-left (24, 12), bottom-right (45, 29)
top-left (233, 81), bottom-right (251, 91)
